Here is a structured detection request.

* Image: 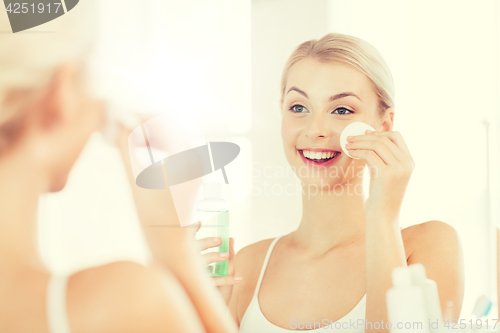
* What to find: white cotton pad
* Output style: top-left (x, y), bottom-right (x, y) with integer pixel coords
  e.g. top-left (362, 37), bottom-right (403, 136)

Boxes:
top-left (340, 122), bottom-right (376, 159)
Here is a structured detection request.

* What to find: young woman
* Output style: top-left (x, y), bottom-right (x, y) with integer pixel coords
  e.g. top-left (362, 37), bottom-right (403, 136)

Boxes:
top-left (227, 33), bottom-right (465, 332)
top-left (0, 3), bottom-right (238, 333)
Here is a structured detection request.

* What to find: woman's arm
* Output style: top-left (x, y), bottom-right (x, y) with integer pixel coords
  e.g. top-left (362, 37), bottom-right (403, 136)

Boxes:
top-left (364, 215), bottom-right (407, 332)
top-left (347, 129), bottom-right (415, 332)
top-left (366, 220), bottom-right (464, 332)
top-left (116, 123), bottom-right (238, 333)
top-left (348, 130), bottom-right (464, 332)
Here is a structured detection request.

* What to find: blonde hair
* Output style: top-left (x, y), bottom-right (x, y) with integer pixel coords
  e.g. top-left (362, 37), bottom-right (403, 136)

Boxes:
top-left (0, 0), bottom-right (96, 151)
top-left (280, 32), bottom-right (395, 114)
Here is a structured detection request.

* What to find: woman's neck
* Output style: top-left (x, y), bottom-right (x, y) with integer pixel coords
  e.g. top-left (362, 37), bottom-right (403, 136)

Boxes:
top-left (293, 177), bottom-right (367, 256)
top-left (0, 152), bottom-right (47, 273)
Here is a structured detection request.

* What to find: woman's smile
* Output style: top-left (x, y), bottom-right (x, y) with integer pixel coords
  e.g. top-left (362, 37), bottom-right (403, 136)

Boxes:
top-left (297, 148), bottom-right (342, 168)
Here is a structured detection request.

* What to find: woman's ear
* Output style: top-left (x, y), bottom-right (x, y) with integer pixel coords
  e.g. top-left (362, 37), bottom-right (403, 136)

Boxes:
top-left (380, 107), bottom-right (394, 132)
top-left (36, 62), bottom-right (81, 131)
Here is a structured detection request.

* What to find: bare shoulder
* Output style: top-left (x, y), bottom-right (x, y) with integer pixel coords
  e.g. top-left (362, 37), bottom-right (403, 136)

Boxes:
top-left (233, 237), bottom-right (277, 289)
top-left (402, 221), bottom-right (465, 318)
top-left (229, 237), bottom-right (277, 325)
top-left (401, 220), bottom-right (461, 262)
top-left (67, 261), bottom-right (204, 333)
top-left (233, 237), bottom-right (280, 287)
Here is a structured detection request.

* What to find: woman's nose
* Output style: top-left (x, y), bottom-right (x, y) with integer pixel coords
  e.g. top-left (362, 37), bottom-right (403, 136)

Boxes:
top-left (305, 115), bottom-right (339, 140)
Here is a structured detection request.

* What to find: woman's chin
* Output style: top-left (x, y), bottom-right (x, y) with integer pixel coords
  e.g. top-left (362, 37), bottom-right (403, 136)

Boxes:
top-left (48, 176), bottom-right (69, 192)
top-left (299, 177), bottom-right (344, 189)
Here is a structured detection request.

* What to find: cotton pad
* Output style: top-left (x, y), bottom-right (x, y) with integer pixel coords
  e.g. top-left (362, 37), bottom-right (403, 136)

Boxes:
top-left (340, 122), bottom-right (376, 159)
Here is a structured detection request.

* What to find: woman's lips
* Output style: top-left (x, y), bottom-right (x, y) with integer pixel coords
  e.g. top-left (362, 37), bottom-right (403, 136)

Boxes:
top-left (298, 149), bottom-right (341, 168)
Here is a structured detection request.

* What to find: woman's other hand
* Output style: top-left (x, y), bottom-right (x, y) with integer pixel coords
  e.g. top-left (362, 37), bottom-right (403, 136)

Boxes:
top-left (193, 222), bottom-right (242, 305)
top-left (346, 130), bottom-right (414, 224)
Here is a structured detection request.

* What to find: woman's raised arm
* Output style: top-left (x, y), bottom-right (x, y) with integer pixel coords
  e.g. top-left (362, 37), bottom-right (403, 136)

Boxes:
top-left (115, 120), bottom-right (238, 333)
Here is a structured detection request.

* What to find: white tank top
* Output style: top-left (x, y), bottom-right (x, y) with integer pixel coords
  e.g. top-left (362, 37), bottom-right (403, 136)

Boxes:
top-left (46, 275), bottom-right (71, 333)
top-left (239, 235), bottom-right (367, 333)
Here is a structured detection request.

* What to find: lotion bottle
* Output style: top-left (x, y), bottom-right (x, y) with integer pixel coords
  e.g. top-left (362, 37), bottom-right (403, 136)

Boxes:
top-left (409, 263), bottom-right (444, 333)
top-left (195, 181), bottom-right (230, 277)
top-left (386, 266), bottom-right (430, 333)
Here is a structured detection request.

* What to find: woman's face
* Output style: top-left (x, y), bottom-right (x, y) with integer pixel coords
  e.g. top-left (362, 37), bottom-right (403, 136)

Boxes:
top-left (280, 58), bottom-right (384, 189)
top-left (26, 64), bottom-right (104, 192)
top-left (50, 70), bottom-right (104, 192)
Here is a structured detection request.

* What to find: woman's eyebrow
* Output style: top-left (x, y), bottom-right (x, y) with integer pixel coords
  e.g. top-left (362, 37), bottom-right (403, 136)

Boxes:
top-left (287, 86), bottom-right (309, 98)
top-left (286, 87), bottom-right (362, 102)
top-left (329, 92), bottom-right (362, 102)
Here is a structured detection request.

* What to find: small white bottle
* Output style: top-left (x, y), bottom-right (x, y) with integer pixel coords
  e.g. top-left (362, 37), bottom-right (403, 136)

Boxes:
top-left (386, 266), bottom-right (430, 333)
top-left (409, 263), bottom-right (444, 333)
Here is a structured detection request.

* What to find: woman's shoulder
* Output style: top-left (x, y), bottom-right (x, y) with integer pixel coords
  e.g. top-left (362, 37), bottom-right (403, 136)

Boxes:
top-left (236, 237), bottom-right (277, 256)
top-left (401, 220), bottom-right (458, 241)
top-left (401, 220), bottom-right (460, 260)
top-left (401, 221), bottom-right (464, 317)
top-left (66, 260), bottom-right (204, 333)
top-left (233, 236), bottom-right (279, 285)
top-left (229, 237), bottom-right (280, 324)
top-left (234, 237), bottom-right (280, 274)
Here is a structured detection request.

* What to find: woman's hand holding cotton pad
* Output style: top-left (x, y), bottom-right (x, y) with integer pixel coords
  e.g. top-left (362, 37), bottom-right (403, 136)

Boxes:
top-left (340, 122), bottom-right (376, 159)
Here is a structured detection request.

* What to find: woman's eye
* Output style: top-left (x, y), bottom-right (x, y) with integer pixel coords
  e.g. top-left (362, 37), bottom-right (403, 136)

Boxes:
top-left (333, 107), bottom-right (353, 115)
top-left (289, 104), bottom-right (308, 113)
